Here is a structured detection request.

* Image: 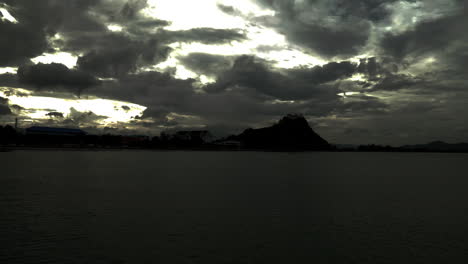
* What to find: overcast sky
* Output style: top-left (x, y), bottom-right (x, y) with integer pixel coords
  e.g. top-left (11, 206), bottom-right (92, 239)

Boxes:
top-left (0, 0), bottom-right (467, 145)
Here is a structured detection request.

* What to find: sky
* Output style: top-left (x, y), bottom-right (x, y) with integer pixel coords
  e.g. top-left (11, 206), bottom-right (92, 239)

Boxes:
top-left (0, 0), bottom-right (467, 145)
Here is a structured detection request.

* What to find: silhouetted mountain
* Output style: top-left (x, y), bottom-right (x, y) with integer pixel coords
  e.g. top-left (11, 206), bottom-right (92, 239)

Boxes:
top-left (235, 114), bottom-right (330, 150)
top-left (6, 120), bottom-right (468, 152)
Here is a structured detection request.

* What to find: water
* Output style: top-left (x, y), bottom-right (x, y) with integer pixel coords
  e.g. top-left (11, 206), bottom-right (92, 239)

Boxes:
top-left (1, 151), bottom-right (468, 263)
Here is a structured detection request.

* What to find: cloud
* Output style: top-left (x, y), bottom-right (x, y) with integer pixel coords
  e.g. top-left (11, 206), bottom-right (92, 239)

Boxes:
top-left (46, 111), bottom-right (64, 118)
top-left (85, 53), bottom-right (393, 138)
top-left (1, 0), bottom-right (468, 145)
top-left (178, 53), bottom-right (234, 77)
top-left (337, 95), bottom-right (389, 116)
top-left (0, 73), bottom-right (19, 87)
top-left (0, 104), bottom-right (11, 115)
top-left (0, 96), bottom-right (7, 104)
top-left (77, 38), bottom-right (171, 77)
top-left (119, 0), bottom-right (148, 20)
top-left (380, 7), bottom-right (468, 62)
top-left (0, 96), bottom-right (11, 115)
top-left (371, 73), bottom-right (422, 92)
top-left (18, 63), bottom-right (99, 95)
top-left (206, 55), bottom-right (357, 100)
top-left (63, 107), bottom-right (107, 126)
top-left (0, 0), bottom-right (105, 66)
top-left (160, 28), bottom-right (246, 44)
top-left (216, 4), bottom-right (238, 15)
top-left (0, 21), bottom-right (48, 66)
top-left (252, 0), bottom-right (397, 58)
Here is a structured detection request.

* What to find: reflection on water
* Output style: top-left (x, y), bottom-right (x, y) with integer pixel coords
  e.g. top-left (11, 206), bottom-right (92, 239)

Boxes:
top-left (1, 151), bottom-right (468, 263)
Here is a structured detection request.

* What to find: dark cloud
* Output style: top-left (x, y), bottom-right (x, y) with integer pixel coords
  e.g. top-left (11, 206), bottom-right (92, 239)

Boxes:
top-left (161, 28), bottom-right (246, 44)
top-left (179, 53), bottom-right (233, 77)
top-left (1, 0), bottom-right (468, 145)
top-left (0, 104), bottom-right (11, 115)
top-left (119, 0), bottom-right (148, 20)
top-left (284, 21), bottom-right (370, 58)
top-left (253, 0), bottom-right (397, 58)
top-left (0, 96), bottom-right (7, 104)
top-left (357, 57), bottom-right (387, 80)
top-left (0, 96), bottom-right (11, 115)
top-left (77, 48), bottom-right (140, 77)
top-left (18, 63), bottom-right (99, 95)
top-left (63, 107), bottom-right (107, 126)
top-left (217, 4), bottom-right (237, 15)
top-left (85, 65), bottom-right (301, 131)
top-left (381, 7), bottom-right (467, 62)
top-left (0, 0), bottom-right (105, 66)
top-left (86, 54), bottom-right (380, 137)
top-left (0, 20), bottom-right (47, 66)
top-left (371, 73), bottom-right (422, 92)
top-left (206, 55), bottom-right (357, 100)
top-left (133, 19), bottom-right (171, 28)
top-left (46, 111), bottom-right (64, 118)
top-left (77, 38), bottom-right (171, 77)
top-left (0, 0), bottom-right (243, 73)
top-left (9, 104), bottom-right (25, 111)
top-left (0, 0), bottom-right (170, 73)
top-left (337, 95), bottom-right (389, 116)
top-left (0, 73), bottom-right (19, 87)
top-left (91, 71), bottom-right (195, 105)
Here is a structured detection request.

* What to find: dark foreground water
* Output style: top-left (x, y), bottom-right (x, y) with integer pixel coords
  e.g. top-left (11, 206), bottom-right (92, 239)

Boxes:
top-left (1, 151), bottom-right (468, 263)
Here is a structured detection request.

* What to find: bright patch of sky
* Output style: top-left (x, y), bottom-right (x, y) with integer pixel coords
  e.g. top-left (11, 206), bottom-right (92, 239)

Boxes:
top-left (337, 92), bottom-right (361, 98)
top-left (31, 52), bottom-right (79, 69)
top-left (268, 99), bottom-right (296, 105)
top-left (0, 67), bottom-right (17, 74)
top-left (0, 88), bottom-right (146, 125)
top-left (145, 0), bottom-right (325, 81)
top-left (0, 7), bottom-right (18, 23)
top-left (144, 0), bottom-right (275, 30)
top-left (144, 0), bottom-right (246, 30)
top-left (107, 24), bottom-right (123, 32)
top-left (348, 73), bottom-right (368, 82)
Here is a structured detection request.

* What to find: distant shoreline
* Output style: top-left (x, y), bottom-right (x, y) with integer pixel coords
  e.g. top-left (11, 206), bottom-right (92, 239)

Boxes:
top-left (3, 145), bottom-right (468, 154)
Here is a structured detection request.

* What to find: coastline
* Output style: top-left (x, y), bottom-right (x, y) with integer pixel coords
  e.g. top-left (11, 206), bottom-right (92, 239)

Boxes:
top-left (3, 145), bottom-right (468, 154)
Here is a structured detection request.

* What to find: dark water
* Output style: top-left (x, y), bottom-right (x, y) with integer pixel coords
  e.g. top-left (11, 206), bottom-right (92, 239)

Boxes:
top-left (1, 151), bottom-right (468, 263)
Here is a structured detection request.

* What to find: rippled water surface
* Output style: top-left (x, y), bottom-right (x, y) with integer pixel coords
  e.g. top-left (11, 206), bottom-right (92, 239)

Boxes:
top-left (1, 151), bottom-right (468, 263)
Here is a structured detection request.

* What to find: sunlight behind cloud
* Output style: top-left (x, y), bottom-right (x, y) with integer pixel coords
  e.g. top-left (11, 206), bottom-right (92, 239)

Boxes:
top-left (107, 24), bottom-right (124, 32)
top-left (31, 52), bottom-right (79, 69)
top-left (0, 8), bottom-right (18, 23)
top-left (155, 23), bottom-right (325, 80)
top-left (0, 88), bottom-right (146, 126)
top-left (142, 0), bottom-right (325, 82)
top-left (220, 0), bottom-right (275, 16)
top-left (0, 67), bottom-right (17, 74)
top-left (144, 0), bottom-right (246, 30)
top-left (338, 92), bottom-right (361, 98)
top-left (160, 9), bottom-right (324, 66)
top-left (348, 73), bottom-right (367, 82)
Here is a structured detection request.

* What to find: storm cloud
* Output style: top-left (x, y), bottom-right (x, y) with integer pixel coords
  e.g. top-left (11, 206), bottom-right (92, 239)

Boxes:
top-left (206, 55), bottom-right (357, 100)
top-left (1, 0), bottom-right (468, 145)
top-left (0, 96), bottom-right (11, 116)
top-left (252, 0), bottom-right (397, 58)
top-left (18, 63), bottom-right (99, 95)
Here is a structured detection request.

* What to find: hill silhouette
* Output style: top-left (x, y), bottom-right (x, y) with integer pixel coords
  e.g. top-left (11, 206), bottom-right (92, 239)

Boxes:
top-left (234, 114), bottom-right (330, 150)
